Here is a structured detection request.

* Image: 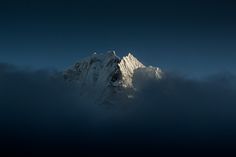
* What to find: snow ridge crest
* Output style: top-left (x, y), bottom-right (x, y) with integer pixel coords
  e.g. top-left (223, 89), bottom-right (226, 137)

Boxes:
top-left (64, 51), bottom-right (162, 103)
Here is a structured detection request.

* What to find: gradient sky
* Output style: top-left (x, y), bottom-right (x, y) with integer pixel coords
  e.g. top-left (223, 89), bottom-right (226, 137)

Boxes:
top-left (0, 0), bottom-right (236, 77)
top-left (1, 1), bottom-right (236, 156)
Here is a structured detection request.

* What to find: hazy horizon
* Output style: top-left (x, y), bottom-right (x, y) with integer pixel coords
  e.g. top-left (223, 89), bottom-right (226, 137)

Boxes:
top-left (1, 0), bottom-right (236, 156)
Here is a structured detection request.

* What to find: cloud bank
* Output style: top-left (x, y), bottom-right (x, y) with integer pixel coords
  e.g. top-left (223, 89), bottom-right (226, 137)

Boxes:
top-left (1, 63), bottom-right (236, 156)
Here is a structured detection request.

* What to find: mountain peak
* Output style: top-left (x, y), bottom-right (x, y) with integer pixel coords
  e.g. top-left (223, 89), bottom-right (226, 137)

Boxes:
top-left (64, 51), bottom-right (162, 103)
top-left (118, 53), bottom-right (145, 88)
top-left (127, 52), bottom-right (134, 57)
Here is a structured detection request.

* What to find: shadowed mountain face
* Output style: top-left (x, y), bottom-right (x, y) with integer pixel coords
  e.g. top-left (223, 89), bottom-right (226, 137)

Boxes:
top-left (63, 51), bottom-right (162, 103)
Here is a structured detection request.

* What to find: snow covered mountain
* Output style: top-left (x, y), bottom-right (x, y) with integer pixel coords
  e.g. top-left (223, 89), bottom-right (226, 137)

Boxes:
top-left (64, 51), bottom-right (162, 104)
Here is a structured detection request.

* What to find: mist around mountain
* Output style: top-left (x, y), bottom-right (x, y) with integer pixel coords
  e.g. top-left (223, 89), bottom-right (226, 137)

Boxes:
top-left (1, 56), bottom-right (236, 156)
top-left (63, 51), bottom-right (163, 104)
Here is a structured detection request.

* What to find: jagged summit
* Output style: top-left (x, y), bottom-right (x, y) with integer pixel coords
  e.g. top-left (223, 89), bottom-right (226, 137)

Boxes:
top-left (64, 51), bottom-right (162, 103)
top-left (118, 53), bottom-right (144, 87)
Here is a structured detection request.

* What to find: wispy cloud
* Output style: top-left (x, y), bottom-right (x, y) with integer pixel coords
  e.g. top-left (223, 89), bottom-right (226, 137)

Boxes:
top-left (1, 63), bottom-right (236, 156)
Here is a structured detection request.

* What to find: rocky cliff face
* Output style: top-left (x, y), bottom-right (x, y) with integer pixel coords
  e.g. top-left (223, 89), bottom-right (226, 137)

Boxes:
top-left (64, 51), bottom-right (162, 104)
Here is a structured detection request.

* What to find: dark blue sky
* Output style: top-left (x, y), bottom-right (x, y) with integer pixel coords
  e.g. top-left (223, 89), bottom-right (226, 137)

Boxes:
top-left (1, 1), bottom-right (236, 155)
top-left (0, 0), bottom-right (236, 77)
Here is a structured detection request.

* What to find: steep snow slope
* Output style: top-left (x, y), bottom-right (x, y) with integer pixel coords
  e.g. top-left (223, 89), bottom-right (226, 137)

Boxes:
top-left (64, 51), bottom-right (162, 103)
top-left (118, 53), bottom-right (145, 88)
